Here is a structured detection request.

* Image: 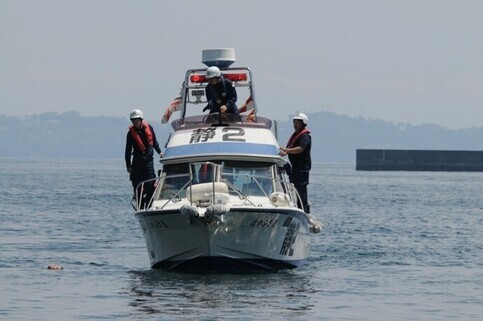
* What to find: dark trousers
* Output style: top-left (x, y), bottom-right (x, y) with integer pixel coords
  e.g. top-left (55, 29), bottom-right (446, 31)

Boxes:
top-left (130, 157), bottom-right (156, 208)
top-left (291, 169), bottom-right (310, 213)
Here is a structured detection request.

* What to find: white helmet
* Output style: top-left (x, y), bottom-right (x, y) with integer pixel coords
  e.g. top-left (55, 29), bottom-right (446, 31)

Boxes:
top-left (130, 109), bottom-right (144, 120)
top-left (293, 112), bottom-right (308, 126)
top-left (206, 66), bottom-right (221, 79)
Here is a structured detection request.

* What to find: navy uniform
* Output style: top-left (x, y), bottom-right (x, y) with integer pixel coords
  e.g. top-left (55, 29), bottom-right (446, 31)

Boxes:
top-left (125, 110), bottom-right (161, 207)
top-left (287, 129), bottom-right (312, 213)
top-left (204, 76), bottom-right (238, 113)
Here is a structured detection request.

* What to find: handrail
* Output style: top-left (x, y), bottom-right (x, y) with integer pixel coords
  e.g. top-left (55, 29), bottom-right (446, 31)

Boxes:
top-left (134, 177), bottom-right (159, 210)
top-left (133, 170), bottom-right (300, 211)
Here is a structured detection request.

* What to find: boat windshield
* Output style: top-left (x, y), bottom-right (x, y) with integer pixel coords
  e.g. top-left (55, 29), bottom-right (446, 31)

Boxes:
top-left (155, 161), bottom-right (288, 201)
top-left (221, 161), bottom-right (280, 197)
top-left (157, 163), bottom-right (191, 200)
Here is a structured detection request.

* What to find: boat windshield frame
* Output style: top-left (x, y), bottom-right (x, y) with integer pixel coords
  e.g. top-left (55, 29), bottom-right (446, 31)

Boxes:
top-left (138, 160), bottom-right (299, 210)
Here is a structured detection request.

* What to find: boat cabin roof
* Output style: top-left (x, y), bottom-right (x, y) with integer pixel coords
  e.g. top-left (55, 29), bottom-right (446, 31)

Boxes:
top-left (171, 115), bottom-right (272, 131)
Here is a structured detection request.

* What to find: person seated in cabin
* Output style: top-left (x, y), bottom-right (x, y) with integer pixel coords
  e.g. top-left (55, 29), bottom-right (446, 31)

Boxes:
top-left (202, 66), bottom-right (239, 114)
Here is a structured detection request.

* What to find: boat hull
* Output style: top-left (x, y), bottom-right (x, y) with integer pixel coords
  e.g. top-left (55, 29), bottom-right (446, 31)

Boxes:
top-left (135, 208), bottom-right (313, 273)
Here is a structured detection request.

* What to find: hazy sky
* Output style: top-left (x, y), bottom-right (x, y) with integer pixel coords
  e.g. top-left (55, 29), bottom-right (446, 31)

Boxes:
top-left (1, 0), bottom-right (483, 129)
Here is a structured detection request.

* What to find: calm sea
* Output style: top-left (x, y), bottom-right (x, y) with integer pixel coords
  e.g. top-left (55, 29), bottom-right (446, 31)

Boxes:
top-left (0, 158), bottom-right (482, 320)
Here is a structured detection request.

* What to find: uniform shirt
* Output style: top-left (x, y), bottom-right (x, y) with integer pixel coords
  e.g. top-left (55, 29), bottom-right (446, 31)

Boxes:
top-left (288, 132), bottom-right (312, 171)
top-left (205, 77), bottom-right (238, 113)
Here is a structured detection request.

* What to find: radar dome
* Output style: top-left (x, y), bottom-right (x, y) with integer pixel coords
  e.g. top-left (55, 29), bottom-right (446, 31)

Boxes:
top-left (202, 48), bottom-right (236, 68)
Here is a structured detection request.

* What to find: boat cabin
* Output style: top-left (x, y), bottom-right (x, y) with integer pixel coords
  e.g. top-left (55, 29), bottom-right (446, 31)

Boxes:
top-left (134, 49), bottom-right (299, 211)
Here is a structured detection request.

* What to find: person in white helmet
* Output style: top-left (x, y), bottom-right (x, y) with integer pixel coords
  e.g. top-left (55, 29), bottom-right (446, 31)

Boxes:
top-left (279, 113), bottom-right (312, 213)
top-left (203, 66), bottom-right (238, 114)
top-left (125, 109), bottom-right (162, 207)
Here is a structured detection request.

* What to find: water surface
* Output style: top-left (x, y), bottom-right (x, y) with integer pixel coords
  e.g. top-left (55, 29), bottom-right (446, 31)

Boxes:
top-left (0, 159), bottom-right (482, 320)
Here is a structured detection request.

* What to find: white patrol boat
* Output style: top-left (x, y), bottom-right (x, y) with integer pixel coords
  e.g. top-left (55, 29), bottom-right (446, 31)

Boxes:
top-left (133, 49), bottom-right (325, 273)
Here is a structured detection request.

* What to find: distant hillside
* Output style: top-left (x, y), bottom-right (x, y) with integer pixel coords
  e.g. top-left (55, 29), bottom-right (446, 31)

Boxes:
top-left (277, 111), bottom-right (483, 162)
top-left (0, 111), bottom-right (132, 159)
top-left (1, 111), bottom-right (483, 162)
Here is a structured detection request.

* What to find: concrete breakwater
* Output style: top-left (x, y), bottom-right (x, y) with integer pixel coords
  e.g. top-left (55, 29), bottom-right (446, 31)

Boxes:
top-left (356, 149), bottom-right (483, 171)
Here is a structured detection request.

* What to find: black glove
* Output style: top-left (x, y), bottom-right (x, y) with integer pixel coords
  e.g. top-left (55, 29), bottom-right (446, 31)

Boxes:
top-left (203, 105), bottom-right (211, 112)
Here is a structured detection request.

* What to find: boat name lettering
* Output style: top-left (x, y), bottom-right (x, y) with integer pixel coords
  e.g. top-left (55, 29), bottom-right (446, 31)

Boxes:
top-left (279, 221), bottom-right (299, 256)
top-left (222, 128), bottom-right (246, 142)
top-left (250, 218), bottom-right (278, 228)
top-left (190, 128), bottom-right (217, 143)
top-left (189, 127), bottom-right (246, 143)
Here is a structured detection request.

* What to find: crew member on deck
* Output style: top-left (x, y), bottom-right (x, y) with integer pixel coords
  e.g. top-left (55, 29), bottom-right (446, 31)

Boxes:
top-left (279, 113), bottom-right (312, 213)
top-left (203, 66), bottom-right (238, 114)
top-left (125, 109), bottom-right (162, 208)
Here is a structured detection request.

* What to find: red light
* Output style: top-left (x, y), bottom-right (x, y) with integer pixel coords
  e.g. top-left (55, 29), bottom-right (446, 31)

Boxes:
top-left (190, 75), bottom-right (207, 83)
top-left (224, 73), bottom-right (248, 82)
top-left (190, 73), bottom-right (248, 83)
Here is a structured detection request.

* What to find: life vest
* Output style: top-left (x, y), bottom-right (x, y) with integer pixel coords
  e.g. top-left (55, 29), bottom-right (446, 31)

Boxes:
top-left (129, 121), bottom-right (153, 153)
top-left (286, 129), bottom-right (311, 148)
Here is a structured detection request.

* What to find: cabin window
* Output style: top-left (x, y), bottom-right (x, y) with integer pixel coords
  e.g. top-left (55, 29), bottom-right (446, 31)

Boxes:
top-left (158, 163), bottom-right (190, 199)
top-left (221, 161), bottom-right (275, 196)
top-left (190, 162), bottom-right (220, 184)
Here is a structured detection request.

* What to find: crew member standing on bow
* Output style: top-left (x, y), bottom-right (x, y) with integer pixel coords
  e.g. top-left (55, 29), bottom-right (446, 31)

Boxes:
top-left (203, 66), bottom-right (238, 114)
top-left (279, 113), bottom-right (312, 213)
top-left (125, 109), bottom-right (162, 208)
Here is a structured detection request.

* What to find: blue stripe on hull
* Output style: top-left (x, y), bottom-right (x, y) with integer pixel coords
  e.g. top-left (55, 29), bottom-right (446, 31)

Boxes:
top-left (164, 142), bottom-right (279, 158)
